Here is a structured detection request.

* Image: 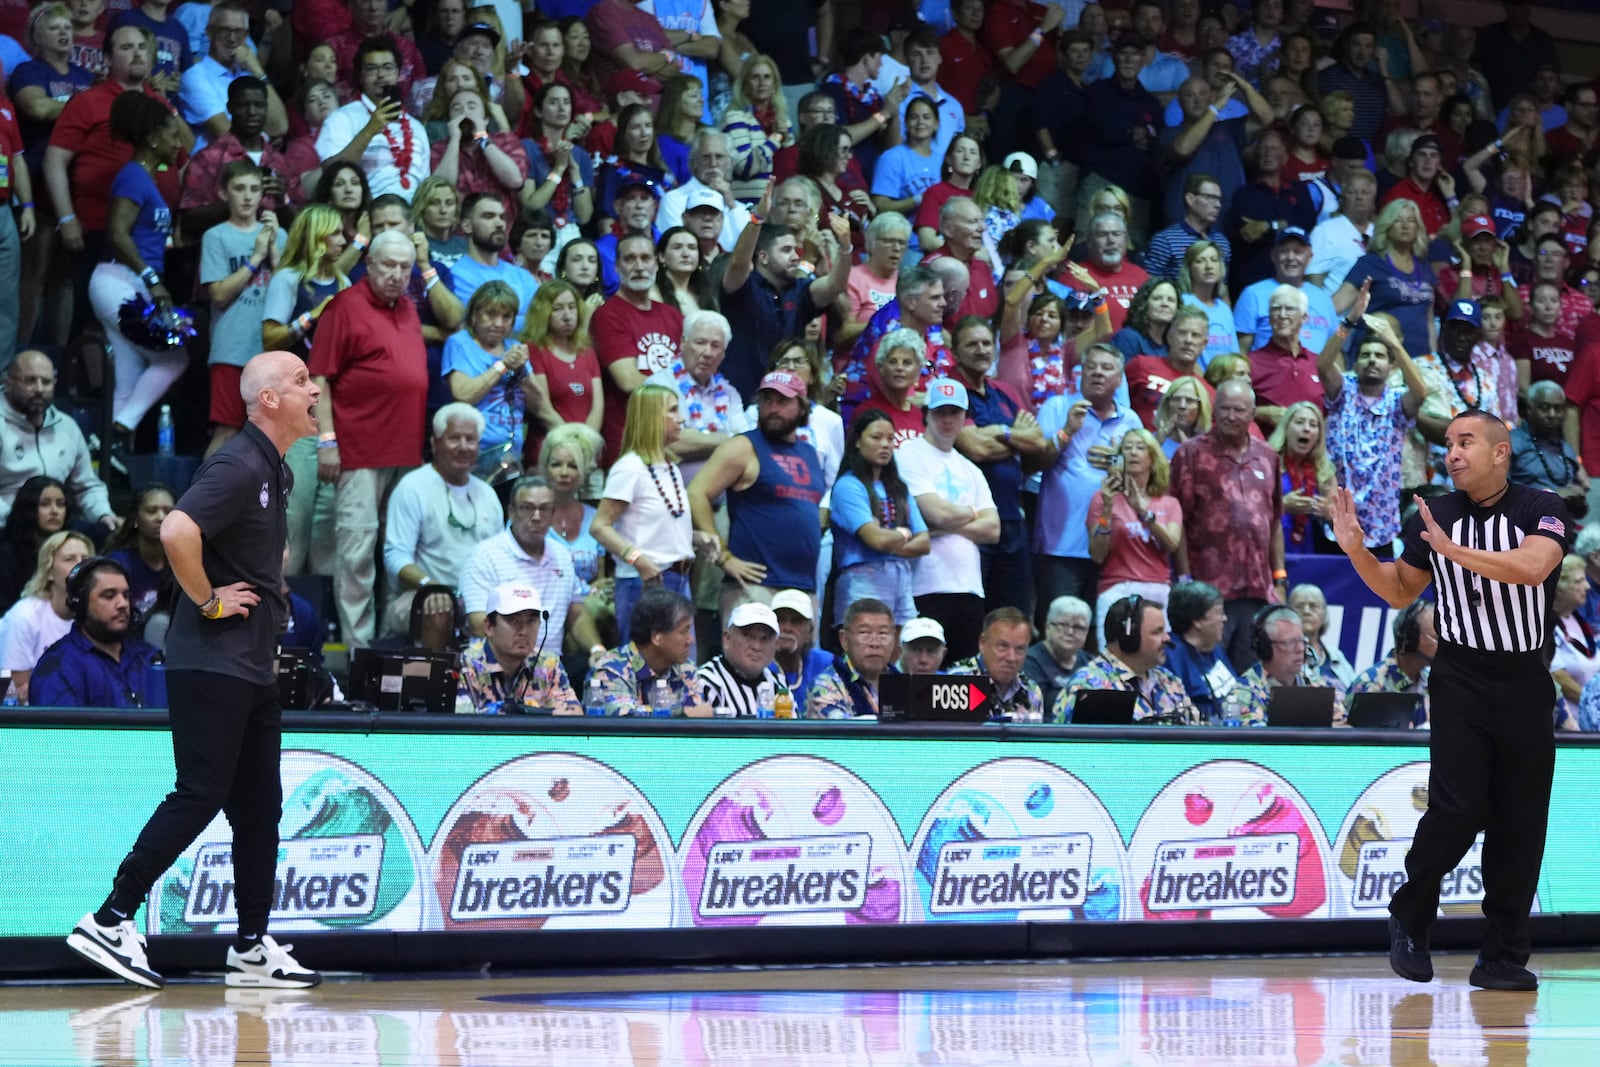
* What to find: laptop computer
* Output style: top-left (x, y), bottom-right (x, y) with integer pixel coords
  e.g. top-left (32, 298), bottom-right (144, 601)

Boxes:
top-left (1070, 689), bottom-right (1139, 725)
top-left (1347, 692), bottom-right (1421, 730)
top-left (348, 648), bottom-right (458, 713)
top-left (877, 674), bottom-right (998, 723)
top-left (1265, 685), bottom-right (1337, 728)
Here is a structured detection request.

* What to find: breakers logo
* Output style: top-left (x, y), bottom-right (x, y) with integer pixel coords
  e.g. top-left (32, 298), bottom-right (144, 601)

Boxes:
top-left (929, 834), bottom-right (1092, 913)
top-left (1350, 838), bottom-right (1485, 910)
top-left (184, 835), bottom-right (384, 923)
top-left (1147, 834), bottom-right (1298, 911)
top-left (699, 833), bottom-right (870, 916)
top-left (449, 836), bottom-right (636, 921)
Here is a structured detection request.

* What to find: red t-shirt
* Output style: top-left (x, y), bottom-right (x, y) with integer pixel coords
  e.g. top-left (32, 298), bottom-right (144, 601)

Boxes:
top-left (1562, 341), bottom-right (1600, 476)
top-left (938, 30), bottom-right (994, 114)
top-left (1123, 356), bottom-right (1214, 431)
top-left (1380, 176), bottom-right (1450, 237)
top-left (1282, 153), bottom-right (1329, 185)
top-left (980, 0), bottom-right (1057, 89)
top-left (1057, 260), bottom-right (1150, 332)
top-left (927, 250), bottom-right (999, 321)
top-left (0, 97), bottom-right (21, 205)
top-left (529, 344), bottom-right (602, 426)
top-left (1249, 339), bottom-right (1326, 413)
top-left (1508, 326), bottom-right (1579, 389)
top-left (914, 180), bottom-right (973, 234)
top-left (856, 394), bottom-right (927, 450)
top-left (1086, 492), bottom-right (1184, 591)
top-left (49, 80), bottom-right (184, 232)
top-left (307, 280), bottom-right (429, 471)
top-left (591, 294), bottom-right (684, 460)
top-left (585, 0), bottom-right (671, 87)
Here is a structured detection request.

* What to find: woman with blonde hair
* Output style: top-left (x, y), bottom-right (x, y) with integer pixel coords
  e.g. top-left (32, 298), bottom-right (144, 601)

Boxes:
top-left (0, 530), bottom-right (92, 703)
top-left (1086, 427), bottom-right (1182, 638)
top-left (1178, 239), bottom-right (1237, 366)
top-left (1268, 399), bottom-right (1337, 554)
top-left (1154, 376), bottom-right (1212, 459)
top-left (540, 423), bottom-right (608, 585)
top-left (722, 53), bottom-right (789, 202)
top-left (1333, 197), bottom-right (1438, 359)
top-left (590, 385), bottom-right (696, 643)
top-left (521, 278), bottom-right (603, 450)
top-left (410, 175), bottom-right (466, 267)
top-left (973, 164), bottom-right (1022, 252)
top-left (1203, 352), bottom-right (1252, 389)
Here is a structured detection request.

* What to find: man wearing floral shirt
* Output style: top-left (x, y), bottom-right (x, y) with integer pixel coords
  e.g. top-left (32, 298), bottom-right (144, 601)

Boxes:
top-left (1321, 295), bottom-right (1430, 557)
top-left (948, 607), bottom-right (1043, 720)
top-left (455, 583), bottom-right (582, 715)
top-left (1056, 595), bottom-right (1197, 723)
top-left (1348, 600), bottom-right (1436, 728)
top-left (584, 587), bottom-right (713, 716)
top-left (1223, 605), bottom-right (1336, 726)
top-left (805, 597), bottom-right (901, 719)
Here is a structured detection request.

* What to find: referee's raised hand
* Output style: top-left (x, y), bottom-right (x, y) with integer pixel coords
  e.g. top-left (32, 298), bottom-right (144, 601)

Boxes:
top-left (1413, 494), bottom-right (1453, 553)
top-left (1329, 487), bottom-right (1366, 554)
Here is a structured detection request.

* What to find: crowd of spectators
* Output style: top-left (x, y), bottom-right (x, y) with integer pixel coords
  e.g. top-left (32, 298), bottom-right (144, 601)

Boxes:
top-left (1, 0), bottom-right (1599, 731)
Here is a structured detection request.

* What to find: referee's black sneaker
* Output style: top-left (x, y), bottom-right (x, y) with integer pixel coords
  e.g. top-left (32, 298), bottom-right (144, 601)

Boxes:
top-left (1469, 957), bottom-right (1538, 991)
top-left (1388, 916), bottom-right (1433, 982)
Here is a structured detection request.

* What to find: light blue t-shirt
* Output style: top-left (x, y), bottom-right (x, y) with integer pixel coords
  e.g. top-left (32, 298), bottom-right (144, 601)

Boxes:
top-left (899, 84), bottom-right (965, 165)
top-left (1091, 51), bottom-right (1192, 94)
top-left (449, 257), bottom-right (540, 333)
top-left (441, 331), bottom-right (526, 453)
top-left (1233, 278), bottom-right (1337, 354)
top-left (830, 473), bottom-right (928, 572)
top-left (201, 219), bottom-right (286, 368)
top-left (1035, 393), bottom-right (1142, 559)
top-left (871, 145), bottom-right (942, 204)
top-left (1182, 292), bottom-right (1240, 370)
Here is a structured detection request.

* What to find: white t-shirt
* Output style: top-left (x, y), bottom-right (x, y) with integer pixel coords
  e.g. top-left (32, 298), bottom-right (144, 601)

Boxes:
top-left (895, 436), bottom-right (995, 598)
top-left (1308, 214), bottom-right (1375, 295)
top-left (0, 596), bottom-right (72, 673)
top-left (603, 454), bottom-right (695, 578)
top-left (381, 465), bottom-right (503, 586)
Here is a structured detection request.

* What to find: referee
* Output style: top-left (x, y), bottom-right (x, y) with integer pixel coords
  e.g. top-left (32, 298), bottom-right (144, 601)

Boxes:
top-left (66, 352), bottom-right (321, 991)
top-left (1331, 409), bottom-right (1570, 992)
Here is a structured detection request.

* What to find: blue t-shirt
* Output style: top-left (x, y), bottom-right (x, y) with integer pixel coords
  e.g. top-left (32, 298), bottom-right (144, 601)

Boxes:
top-left (871, 144), bottom-right (942, 203)
top-left (109, 161), bottom-right (173, 275)
top-left (7, 59), bottom-right (94, 159)
top-left (448, 256), bottom-right (540, 333)
top-left (1234, 278), bottom-right (1338, 354)
top-left (1341, 252), bottom-right (1438, 361)
top-left (441, 331), bottom-right (526, 453)
top-left (108, 9), bottom-right (195, 79)
top-left (830, 473), bottom-right (927, 571)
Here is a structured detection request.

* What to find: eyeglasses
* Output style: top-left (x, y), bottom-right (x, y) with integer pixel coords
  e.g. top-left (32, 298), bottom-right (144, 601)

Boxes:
top-left (773, 354), bottom-right (809, 368)
top-left (1269, 637), bottom-right (1309, 650)
top-left (513, 501), bottom-right (553, 517)
top-left (363, 62), bottom-right (400, 74)
top-left (849, 630), bottom-right (896, 645)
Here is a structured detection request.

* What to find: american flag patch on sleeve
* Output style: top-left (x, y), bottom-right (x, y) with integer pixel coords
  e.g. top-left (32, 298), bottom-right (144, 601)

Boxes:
top-left (1538, 516), bottom-right (1566, 537)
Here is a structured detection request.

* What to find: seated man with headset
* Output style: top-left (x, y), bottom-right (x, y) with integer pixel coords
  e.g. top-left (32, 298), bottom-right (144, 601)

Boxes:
top-left (31, 557), bottom-right (161, 708)
top-left (1347, 599), bottom-right (1436, 728)
top-left (454, 582), bottom-right (581, 715)
top-left (1223, 605), bottom-right (1341, 726)
top-left (1055, 595), bottom-right (1199, 724)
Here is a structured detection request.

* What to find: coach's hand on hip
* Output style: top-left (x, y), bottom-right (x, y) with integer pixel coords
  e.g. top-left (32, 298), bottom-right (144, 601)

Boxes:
top-left (202, 582), bottom-right (260, 620)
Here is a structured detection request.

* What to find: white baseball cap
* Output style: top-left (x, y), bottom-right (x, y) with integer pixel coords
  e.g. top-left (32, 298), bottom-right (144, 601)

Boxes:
top-left (727, 601), bottom-right (780, 634)
top-left (900, 617), bottom-right (946, 645)
top-left (485, 582), bottom-right (544, 618)
top-left (684, 186), bottom-right (725, 213)
top-left (770, 589), bottom-right (814, 620)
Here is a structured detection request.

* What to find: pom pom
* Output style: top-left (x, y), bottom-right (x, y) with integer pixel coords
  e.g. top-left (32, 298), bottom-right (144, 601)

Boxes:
top-left (118, 295), bottom-right (196, 351)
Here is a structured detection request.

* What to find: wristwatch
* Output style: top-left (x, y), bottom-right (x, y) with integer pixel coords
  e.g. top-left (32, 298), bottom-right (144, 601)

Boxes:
top-left (199, 594), bottom-right (224, 620)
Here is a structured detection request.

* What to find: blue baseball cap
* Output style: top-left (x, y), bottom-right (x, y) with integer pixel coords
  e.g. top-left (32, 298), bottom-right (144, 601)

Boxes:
top-left (926, 378), bottom-right (969, 411)
top-left (1274, 226), bottom-right (1311, 247)
top-left (1444, 299), bottom-right (1482, 328)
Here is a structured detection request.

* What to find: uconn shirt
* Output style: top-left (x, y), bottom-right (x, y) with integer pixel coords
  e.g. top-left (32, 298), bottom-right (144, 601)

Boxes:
top-left (1400, 484), bottom-right (1571, 654)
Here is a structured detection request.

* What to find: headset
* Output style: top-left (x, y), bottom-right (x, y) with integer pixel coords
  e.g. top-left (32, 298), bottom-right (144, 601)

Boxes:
top-left (1393, 599), bottom-right (1432, 656)
top-left (1251, 605), bottom-right (1303, 663)
top-left (64, 556), bottom-right (130, 623)
top-left (1113, 593), bottom-right (1146, 655)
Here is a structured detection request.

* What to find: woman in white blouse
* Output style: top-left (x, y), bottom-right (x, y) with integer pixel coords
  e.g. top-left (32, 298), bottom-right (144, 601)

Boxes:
top-left (591, 385), bottom-right (696, 644)
top-left (0, 530), bottom-right (92, 704)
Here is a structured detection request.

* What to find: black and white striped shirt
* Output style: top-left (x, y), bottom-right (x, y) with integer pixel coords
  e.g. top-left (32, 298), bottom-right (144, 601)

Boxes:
top-left (695, 657), bottom-right (786, 717)
top-left (1400, 484), bottom-right (1572, 653)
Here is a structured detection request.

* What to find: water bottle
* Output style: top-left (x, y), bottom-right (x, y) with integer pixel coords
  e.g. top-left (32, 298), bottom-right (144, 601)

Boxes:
top-left (0, 669), bottom-right (16, 707)
top-left (773, 684), bottom-right (796, 720)
top-left (157, 405), bottom-right (175, 457)
top-left (648, 677), bottom-right (675, 717)
top-left (756, 680), bottom-right (776, 719)
top-left (1223, 715), bottom-right (1243, 728)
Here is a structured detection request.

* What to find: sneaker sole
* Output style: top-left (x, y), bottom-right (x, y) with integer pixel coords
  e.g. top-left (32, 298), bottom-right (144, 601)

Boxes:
top-left (65, 930), bottom-right (164, 990)
top-left (1469, 968), bottom-right (1537, 992)
top-left (224, 969), bottom-right (322, 990)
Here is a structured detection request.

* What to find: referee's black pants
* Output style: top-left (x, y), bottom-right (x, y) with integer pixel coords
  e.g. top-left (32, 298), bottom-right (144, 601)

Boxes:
top-left (105, 671), bottom-right (284, 937)
top-left (1389, 643), bottom-right (1556, 965)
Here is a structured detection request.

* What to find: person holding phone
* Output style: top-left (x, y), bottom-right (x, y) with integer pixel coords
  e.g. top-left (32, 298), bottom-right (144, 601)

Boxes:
top-left (315, 36), bottom-right (431, 200)
top-left (1086, 427), bottom-right (1183, 640)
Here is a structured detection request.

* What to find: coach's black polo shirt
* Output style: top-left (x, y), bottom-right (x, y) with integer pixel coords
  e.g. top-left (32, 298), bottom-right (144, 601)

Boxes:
top-left (164, 421), bottom-right (291, 685)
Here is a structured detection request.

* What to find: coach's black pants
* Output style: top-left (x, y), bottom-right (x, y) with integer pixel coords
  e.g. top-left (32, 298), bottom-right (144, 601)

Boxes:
top-left (1389, 643), bottom-right (1556, 965)
top-left (107, 671), bottom-right (284, 936)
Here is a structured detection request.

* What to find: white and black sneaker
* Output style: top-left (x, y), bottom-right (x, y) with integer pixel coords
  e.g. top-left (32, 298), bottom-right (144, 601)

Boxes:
top-left (224, 935), bottom-right (322, 989)
top-left (65, 913), bottom-right (164, 989)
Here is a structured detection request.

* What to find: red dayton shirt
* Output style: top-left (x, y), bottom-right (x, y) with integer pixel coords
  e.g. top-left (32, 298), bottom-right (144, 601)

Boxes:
top-left (179, 132), bottom-right (303, 212)
top-left (591, 293), bottom-right (684, 461)
top-left (981, 0), bottom-right (1058, 89)
top-left (1508, 325), bottom-right (1579, 390)
top-left (1169, 432), bottom-right (1282, 602)
top-left (1561, 340), bottom-right (1600, 477)
top-left (1249, 338), bottom-right (1326, 414)
top-left (308, 279), bottom-right (429, 471)
top-left (1124, 356), bottom-right (1214, 431)
top-left (49, 80), bottom-right (185, 232)
top-left (1058, 259), bottom-right (1150, 333)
